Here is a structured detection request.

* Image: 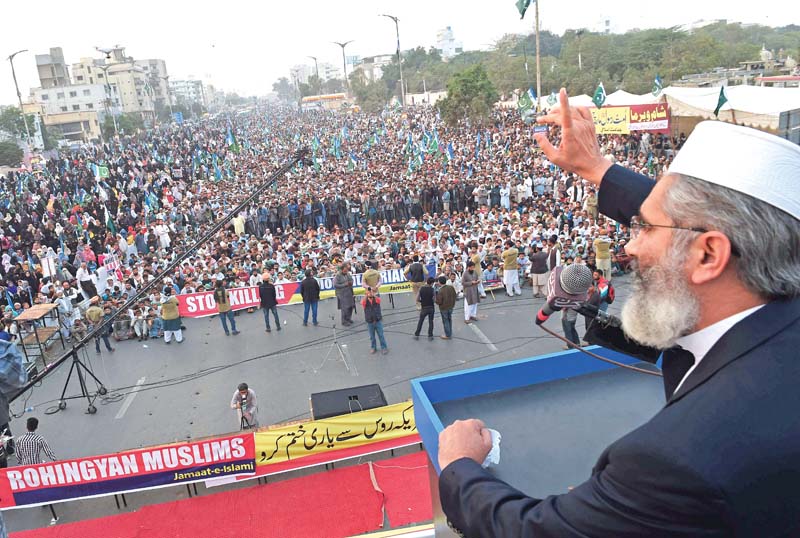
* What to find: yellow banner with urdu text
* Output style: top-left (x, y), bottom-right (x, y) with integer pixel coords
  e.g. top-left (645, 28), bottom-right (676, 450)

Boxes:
top-left (255, 402), bottom-right (417, 467)
top-left (591, 106), bottom-right (631, 134)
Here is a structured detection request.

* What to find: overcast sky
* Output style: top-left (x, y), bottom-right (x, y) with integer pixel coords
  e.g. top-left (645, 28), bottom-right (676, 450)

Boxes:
top-left (0, 0), bottom-right (794, 106)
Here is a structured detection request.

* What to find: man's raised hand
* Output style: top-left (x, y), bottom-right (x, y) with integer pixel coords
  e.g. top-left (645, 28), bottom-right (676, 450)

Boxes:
top-left (533, 88), bottom-right (612, 186)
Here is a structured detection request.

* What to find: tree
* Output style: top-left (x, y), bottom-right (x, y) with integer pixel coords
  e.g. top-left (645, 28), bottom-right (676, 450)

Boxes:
top-left (102, 113), bottom-right (145, 138)
top-left (306, 75), bottom-right (322, 96)
top-left (0, 107), bottom-right (33, 139)
top-left (0, 141), bottom-right (23, 167)
top-left (272, 77), bottom-right (294, 103)
top-left (437, 65), bottom-right (498, 126)
top-left (349, 71), bottom-right (390, 113)
top-left (322, 78), bottom-right (344, 94)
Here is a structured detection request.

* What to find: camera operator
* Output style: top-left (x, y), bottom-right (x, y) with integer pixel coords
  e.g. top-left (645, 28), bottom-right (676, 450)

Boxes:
top-left (230, 383), bottom-right (258, 429)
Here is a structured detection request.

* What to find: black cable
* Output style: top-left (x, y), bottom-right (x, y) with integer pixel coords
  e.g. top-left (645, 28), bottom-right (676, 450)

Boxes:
top-left (537, 324), bottom-right (662, 377)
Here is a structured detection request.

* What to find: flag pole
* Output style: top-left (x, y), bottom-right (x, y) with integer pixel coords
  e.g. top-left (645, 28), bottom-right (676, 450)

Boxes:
top-left (534, 0), bottom-right (542, 111)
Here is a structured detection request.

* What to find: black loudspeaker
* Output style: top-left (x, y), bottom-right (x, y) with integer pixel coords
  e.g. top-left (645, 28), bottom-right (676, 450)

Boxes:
top-left (310, 384), bottom-right (388, 420)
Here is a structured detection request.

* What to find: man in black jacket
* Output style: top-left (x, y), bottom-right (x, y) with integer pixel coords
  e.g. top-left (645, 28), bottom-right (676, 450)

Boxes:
top-left (414, 277), bottom-right (436, 340)
top-left (299, 269), bottom-right (320, 326)
top-left (258, 275), bottom-right (280, 333)
top-left (404, 255), bottom-right (428, 309)
top-left (361, 287), bottom-right (388, 355)
top-left (437, 89), bottom-right (800, 537)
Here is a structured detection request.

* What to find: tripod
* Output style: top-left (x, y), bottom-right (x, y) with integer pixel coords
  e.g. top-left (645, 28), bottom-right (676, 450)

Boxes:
top-left (57, 348), bottom-right (107, 415)
top-left (240, 409), bottom-right (254, 430)
top-left (314, 315), bottom-right (356, 375)
top-left (239, 397), bottom-right (255, 430)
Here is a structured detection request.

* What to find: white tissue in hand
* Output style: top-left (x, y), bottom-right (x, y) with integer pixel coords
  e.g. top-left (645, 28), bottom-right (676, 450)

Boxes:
top-left (481, 428), bottom-right (501, 468)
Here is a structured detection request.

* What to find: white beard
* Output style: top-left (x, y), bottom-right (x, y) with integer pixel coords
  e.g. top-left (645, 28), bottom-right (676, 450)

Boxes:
top-left (620, 245), bottom-right (700, 349)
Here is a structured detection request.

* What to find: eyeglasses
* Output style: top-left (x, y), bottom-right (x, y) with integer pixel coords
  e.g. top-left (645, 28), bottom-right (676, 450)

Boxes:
top-left (629, 215), bottom-right (707, 241)
top-left (629, 216), bottom-right (740, 257)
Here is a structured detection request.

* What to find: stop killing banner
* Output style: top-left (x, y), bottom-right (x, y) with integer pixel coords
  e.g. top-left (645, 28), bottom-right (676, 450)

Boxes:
top-left (0, 434), bottom-right (255, 509)
top-left (177, 267), bottom-right (430, 318)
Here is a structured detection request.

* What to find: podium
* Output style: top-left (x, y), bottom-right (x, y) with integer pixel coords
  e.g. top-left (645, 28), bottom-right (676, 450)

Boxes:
top-left (411, 346), bottom-right (664, 536)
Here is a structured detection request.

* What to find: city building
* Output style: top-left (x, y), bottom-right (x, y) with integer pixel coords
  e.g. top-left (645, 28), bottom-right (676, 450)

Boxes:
top-left (35, 47), bottom-right (70, 89)
top-left (71, 46), bottom-right (157, 125)
top-left (357, 55), bottom-right (395, 83)
top-left (135, 59), bottom-right (171, 113)
top-left (673, 48), bottom-right (796, 88)
top-left (23, 101), bottom-right (102, 144)
top-left (290, 64), bottom-right (315, 85)
top-left (435, 27), bottom-right (463, 59)
top-left (319, 62), bottom-right (342, 81)
top-left (29, 84), bottom-right (107, 115)
top-left (169, 79), bottom-right (206, 107)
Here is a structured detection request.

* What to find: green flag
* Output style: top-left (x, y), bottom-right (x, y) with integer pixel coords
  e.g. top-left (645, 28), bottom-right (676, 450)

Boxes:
top-left (652, 75), bottom-right (663, 98)
top-left (518, 88), bottom-right (536, 123)
top-left (516, 0), bottom-right (532, 19)
top-left (547, 91), bottom-right (558, 107)
top-left (592, 82), bottom-right (606, 108)
top-left (427, 136), bottom-right (440, 155)
top-left (714, 87), bottom-right (728, 117)
top-left (104, 205), bottom-right (116, 235)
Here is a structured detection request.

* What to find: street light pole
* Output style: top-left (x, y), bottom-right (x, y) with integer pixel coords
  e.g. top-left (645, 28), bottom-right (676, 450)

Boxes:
top-left (381, 14), bottom-right (405, 107)
top-left (160, 75), bottom-right (174, 118)
top-left (7, 49), bottom-right (33, 150)
top-left (97, 64), bottom-right (119, 136)
top-left (333, 41), bottom-right (353, 93)
top-left (307, 55), bottom-right (319, 97)
top-left (534, 0), bottom-right (542, 111)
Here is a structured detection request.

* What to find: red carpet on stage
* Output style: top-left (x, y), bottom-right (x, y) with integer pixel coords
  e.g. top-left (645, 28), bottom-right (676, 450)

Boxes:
top-left (11, 462), bottom-right (385, 538)
top-left (371, 451), bottom-right (432, 528)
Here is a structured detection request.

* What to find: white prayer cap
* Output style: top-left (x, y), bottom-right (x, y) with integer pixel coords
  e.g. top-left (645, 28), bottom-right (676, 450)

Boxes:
top-left (668, 121), bottom-right (800, 220)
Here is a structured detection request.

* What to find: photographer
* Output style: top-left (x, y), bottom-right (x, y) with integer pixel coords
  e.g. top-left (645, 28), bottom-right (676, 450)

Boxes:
top-left (361, 287), bottom-right (388, 355)
top-left (230, 383), bottom-right (258, 429)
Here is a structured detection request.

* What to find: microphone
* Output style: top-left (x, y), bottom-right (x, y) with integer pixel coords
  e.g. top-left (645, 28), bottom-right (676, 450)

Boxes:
top-left (535, 265), bottom-right (593, 325)
top-left (572, 302), bottom-right (622, 328)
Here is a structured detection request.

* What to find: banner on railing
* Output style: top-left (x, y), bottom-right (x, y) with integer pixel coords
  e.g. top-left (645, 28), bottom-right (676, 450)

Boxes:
top-left (0, 434), bottom-right (256, 509)
top-left (205, 402), bottom-right (419, 488)
top-left (177, 267), bottom-right (432, 318)
top-left (255, 401), bottom-right (416, 468)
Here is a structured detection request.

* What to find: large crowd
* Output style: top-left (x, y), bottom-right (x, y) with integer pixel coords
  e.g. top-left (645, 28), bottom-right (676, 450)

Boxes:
top-left (0, 103), bottom-right (684, 351)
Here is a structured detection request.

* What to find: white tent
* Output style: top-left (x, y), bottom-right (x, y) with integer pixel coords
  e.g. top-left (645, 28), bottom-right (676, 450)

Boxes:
top-left (604, 89), bottom-right (660, 106)
top-left (539, 94), bottom-right (595, 110)
top-left (662, 85), bottom-right (800, 130)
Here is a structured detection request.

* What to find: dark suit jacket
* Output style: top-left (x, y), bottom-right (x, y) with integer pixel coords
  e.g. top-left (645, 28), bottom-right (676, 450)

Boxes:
top-left (259, 282), bottom-right (277, 309)
top-left (439, 164), bottom-right (800, 537)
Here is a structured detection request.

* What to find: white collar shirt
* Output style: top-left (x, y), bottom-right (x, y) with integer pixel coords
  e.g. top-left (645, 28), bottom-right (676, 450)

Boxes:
top-left (673, 304), bottom-right (765, 394)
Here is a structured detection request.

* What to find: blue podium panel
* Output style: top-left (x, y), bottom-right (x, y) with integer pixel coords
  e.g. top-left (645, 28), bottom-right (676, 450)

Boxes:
top-left (434, 366), bottom-right (663, 497)
top-left (411, 346), bottom-right (663, 475)
top-left (411, 346), bottom-right (664, 537)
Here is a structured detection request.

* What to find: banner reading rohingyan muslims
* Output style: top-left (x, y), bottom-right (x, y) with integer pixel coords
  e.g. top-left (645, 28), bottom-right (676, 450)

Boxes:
top-left (0, 434), bottom-right (255, 509)
top-left (177, 266), bottom-right (429, 318)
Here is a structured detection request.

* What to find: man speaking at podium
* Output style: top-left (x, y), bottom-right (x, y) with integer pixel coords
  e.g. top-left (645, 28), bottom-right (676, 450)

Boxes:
top-left (437, 89), bottom-right (800, 537)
